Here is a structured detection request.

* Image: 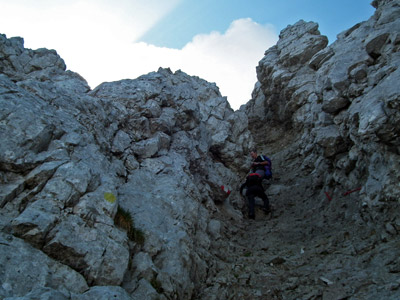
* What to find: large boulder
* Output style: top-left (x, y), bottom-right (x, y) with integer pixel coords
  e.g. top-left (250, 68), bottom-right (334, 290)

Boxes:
top-left (0, 233), bottom-right (88, 299)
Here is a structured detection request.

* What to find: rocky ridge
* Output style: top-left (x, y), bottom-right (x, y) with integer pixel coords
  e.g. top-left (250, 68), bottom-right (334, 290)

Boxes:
top-left (1, 0), bottom-right (400, 299)
top-left (0, 33), bottom-right (251, 299)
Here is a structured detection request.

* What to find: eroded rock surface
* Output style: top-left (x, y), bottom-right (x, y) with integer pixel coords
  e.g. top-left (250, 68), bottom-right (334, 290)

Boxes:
top-left (0, 33), bottom-right (251, 299)
top-left (240, 0), bottom-right (400, 298)
top-left (1, 0), bottom-right (400, 299)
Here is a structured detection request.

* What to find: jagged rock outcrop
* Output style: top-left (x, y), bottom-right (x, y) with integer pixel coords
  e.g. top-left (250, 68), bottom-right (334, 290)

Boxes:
top-left (0, 33), bottom-right (252, 299)
top-left (246, 0), bottom-right (399, 213)
top-left (1, 0), bottom-right (400, 299)
top-left (240, 0), bottom-right (400, 298)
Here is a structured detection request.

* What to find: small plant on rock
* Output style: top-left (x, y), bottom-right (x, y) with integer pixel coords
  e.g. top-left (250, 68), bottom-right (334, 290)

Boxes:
top-left (244, 251), bottom-right (252, 257)
top-left (114, 205), bottom-right (145, 245)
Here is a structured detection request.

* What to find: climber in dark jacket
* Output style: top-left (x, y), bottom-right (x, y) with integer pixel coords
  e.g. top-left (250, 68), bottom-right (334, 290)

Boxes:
top-left (240, 173), bottom-right (270, 219)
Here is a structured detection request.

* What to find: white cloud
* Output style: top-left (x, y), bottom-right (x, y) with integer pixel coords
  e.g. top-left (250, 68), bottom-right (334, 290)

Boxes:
top-left (0, 1), bottom-right (278, 110)
top-left (0, 0), bottom-right (182, 54)
top-left (178, 18), bottom-right (278, 109)
top-left (82, 18), bottom-right (278, 110)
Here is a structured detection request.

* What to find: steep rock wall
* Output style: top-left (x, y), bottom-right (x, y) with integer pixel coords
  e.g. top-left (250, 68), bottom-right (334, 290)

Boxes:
top-left (0, 34), bottom-right (252, 299)
top-left (231, 1), bottom-right (400, 298)
top-left (245, 0), bottom-right (399, 218)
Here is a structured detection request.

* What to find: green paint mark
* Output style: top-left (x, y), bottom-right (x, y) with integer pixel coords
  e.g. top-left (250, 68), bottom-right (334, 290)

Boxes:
top-left (104, 192), bottom-right (116, 203)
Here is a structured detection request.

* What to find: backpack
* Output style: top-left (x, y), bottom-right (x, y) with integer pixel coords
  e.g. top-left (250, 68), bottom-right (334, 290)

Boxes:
top-left (260, 155), bottom-right (272, 179)
top-left (247, 173), bottom-right (262, 186)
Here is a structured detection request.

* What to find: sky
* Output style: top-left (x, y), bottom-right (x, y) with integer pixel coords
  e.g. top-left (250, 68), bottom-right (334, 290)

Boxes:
top-left (0, 0), bottom-right (374, 110)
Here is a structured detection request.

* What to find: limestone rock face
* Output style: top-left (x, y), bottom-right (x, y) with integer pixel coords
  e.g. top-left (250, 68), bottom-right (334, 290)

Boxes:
top-left (0, 233), bottom-right (88, 298)
top-left (0, 34), bottom-right (251, 299)
top-left (241, 1), bottom-right (400, 298)
top-left (1, 0), bottom-right (400, 299)
top-left (246, 0), bottom-right (400, 207)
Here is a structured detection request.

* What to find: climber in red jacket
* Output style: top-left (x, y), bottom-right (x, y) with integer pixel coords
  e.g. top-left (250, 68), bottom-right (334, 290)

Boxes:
top-left (240, 172), bottom-right (270, 220)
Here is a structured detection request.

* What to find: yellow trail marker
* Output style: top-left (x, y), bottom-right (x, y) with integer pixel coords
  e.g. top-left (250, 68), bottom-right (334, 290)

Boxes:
top-left (104, 192), bottom-right (116, 203)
